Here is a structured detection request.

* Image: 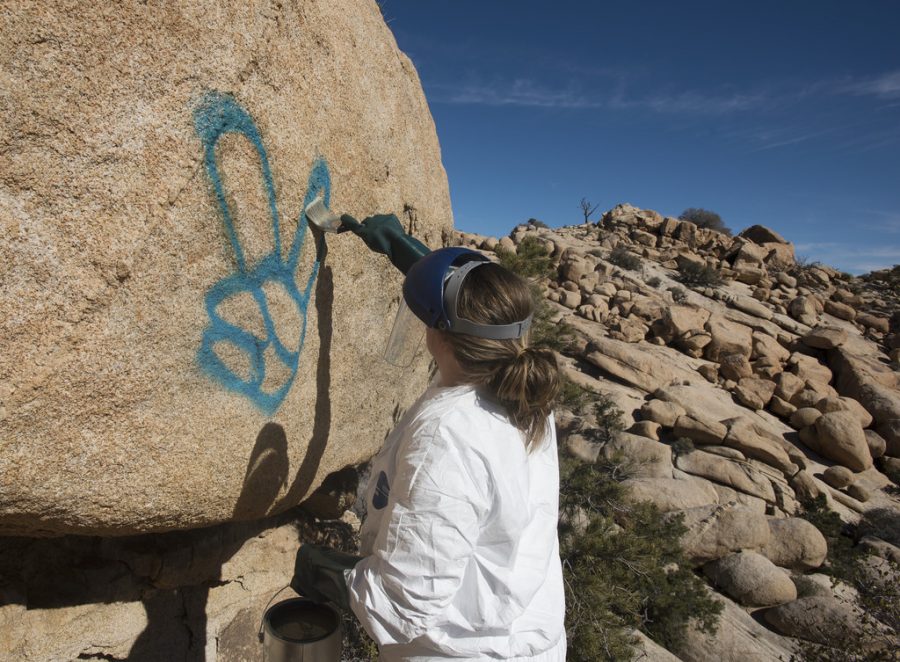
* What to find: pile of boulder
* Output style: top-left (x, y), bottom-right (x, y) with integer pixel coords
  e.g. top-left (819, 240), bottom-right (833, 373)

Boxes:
top-left (452, 203), bottom-right (899, 659)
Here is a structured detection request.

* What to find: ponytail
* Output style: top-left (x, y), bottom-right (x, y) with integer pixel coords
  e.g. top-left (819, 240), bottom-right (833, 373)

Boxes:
top-left (441, 263), bottom-right (561, 451)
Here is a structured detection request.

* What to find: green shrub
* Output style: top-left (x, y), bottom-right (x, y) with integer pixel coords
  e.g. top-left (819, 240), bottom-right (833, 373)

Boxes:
top-left (668, 286), bottom-right (688, 303)
top-left (557, 377), bottom-right (590, 411)
top-left (793, 496), bottom-right (900, 661)
top-left (671, 437), bottom-right (695, 457)
top-left (558, 395), bottom-right (721, 660)
top-left (560, 453), bottom-right (722, 660)
top-left (646, 276), bottom-right (662, 288)
top-left (532, 295), bottom-right (578, 354)
top-left (608, 246), bottom-right (642, 271)
top-left (591, 393), bottom-right (625, 442)
top-left (496, 235), bottom-right (555, 280)
top-left (495, 236), bottom-right (577, 353)
top-left (677, 262), bottom-right (723, 288)
top-left (679, 208), bottom-right (731, 235)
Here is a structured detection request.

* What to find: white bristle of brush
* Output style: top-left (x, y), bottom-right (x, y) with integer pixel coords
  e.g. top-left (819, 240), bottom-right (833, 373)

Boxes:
top-left (304, 196), bottom-right (342, 233)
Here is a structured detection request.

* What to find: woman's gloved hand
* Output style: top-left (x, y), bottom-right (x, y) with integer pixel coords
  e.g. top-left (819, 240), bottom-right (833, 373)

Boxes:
top-left (290, 544), bottom-right (363, 611)
top-left (339, 213), bottom-right (430, 274)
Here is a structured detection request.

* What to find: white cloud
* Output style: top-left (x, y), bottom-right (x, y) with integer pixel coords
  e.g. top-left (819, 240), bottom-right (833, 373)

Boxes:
top-left (431, 79), bottom-right (603, 109)
top-left (429, 78), bottom-right (765, 115)
top-left (795, 243), bottom-right (900, 274)
top-left (839, 70), bottom-right (900, 100)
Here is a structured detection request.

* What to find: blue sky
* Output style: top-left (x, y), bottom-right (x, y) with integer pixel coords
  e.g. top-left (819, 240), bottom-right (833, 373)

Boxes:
top-left (380, 1), bottom-right (900, 274)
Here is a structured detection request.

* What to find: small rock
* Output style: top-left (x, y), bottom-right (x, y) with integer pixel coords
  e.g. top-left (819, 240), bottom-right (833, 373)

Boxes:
top-left (839, 397), bottom-right (873, 428)
top-left (640, 399), bottom-right (685, 428)
top-left (769, 395), bottom-right (797, 418)
top-left (718, 354), bottom-right (753, 381)
top-left (846, 483), bottom-right (871, 502)
top-left (864, 430), bottom-right (887, 459)
top-left (857, 313), bottom-right (889, 333)
top-left (566, 433), bottom-right (600, 463)
top-left (788, 353), bottom-right (833, 386)
top-left (791, 388), bottom-right (824, 409)
top-left (629, 420), bottom-right (661, 441)
top-left (801, 326), bottom-right (848, 349)
top-left (777, 272), bottom-right (798, 288)
top-left (814, 396), bottom-right (846, 414)
top-left (789, 470), bottom-right (823, 502)
top-left (824, 299), bottom-right (856, 321)
top-left (790, 407), bottom-right (822, 429)
top-left (789, 296), bottom-right (819, 326)
top-left (734, 377), bottom-right (776, 410)
top-left (673, 415), bottom-right (728, 445)
top-left (822, 465), bottom-right (854, 489)
top-left (698, 363), bottom-right (718, 382)
top-left (775, 371), bottom-right (806, 403)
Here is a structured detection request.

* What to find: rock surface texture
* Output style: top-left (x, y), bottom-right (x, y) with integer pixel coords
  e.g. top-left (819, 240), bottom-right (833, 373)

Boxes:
top-left (0, 0), bottom-right (452, 536)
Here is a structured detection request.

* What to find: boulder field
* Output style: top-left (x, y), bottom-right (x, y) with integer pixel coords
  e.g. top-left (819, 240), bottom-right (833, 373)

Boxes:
top-left (453, 204), bottom-right (900, 659)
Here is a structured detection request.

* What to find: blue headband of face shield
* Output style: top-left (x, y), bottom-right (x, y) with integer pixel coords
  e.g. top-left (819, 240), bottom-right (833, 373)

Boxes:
top-left (384, 248), bottom-right (534, 367)
top-left (403, 247), bottom-right (533, 340)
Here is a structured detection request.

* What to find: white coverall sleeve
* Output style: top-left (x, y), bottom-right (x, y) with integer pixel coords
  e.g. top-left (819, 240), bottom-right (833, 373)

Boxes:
top-left (346, 421), bottom-right (491, 648)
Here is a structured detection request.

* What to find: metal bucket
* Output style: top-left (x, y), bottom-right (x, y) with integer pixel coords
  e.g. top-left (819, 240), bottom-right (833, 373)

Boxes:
top-left (262, 598), bottom-right (342, 662)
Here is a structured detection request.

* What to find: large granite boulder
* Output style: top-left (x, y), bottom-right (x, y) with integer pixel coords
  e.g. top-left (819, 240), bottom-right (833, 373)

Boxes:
top-left (0, 0), bottom-right (452, 535)
top-left (759, 517), bottom-right (828, 570)
top-left (675, 502), bottom-right (771, 565)
top-left (703, 550), bottom-right (797, 607)
top-left (811, 411), bottom-right (873, 472)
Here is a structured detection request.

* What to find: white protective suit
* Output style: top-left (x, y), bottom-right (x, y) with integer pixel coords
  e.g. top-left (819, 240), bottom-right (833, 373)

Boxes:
top-left (346, 383), bottom-right (567, 661)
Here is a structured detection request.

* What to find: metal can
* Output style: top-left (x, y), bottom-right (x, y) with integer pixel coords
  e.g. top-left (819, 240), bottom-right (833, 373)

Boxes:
top-left (262, 598), bottom-right (342, 662)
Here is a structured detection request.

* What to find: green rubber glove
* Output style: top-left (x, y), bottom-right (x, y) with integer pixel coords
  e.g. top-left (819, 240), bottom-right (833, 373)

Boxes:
top-left (339, 213), bottom-right (430, 274)
top-left (290, 544), bottom-right (363, 611)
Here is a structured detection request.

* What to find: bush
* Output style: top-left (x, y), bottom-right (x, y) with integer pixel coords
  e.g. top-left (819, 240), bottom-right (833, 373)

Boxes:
top-left (591, 393), bottom-right (625, 441)
top-left (793, 496), bottom-right (900, 661)
top-left (608, 246), bottom-right (642, 271)
top-left (557, 377), bottom-right (590, 410)
top-left (495, 237), bottom-right (576, 352)
top-left (671, 437), bottom-right (695, 457)
top-left (496, 235), bottom-right (556, 280)
top-left (560, 456), bottom-right (722, 660)
top-left (527, 217), bottom-right (550, 229)
top-left (646, 276), bottom-right (662, 288)
top-left (668, 286), bottom-right (688, 303)
top-left (559, 395), bottom-right (722, 660)
top-left (677, 262), bottom-right (723, 288)
top-left (679, 208), bottom-right (731, 235)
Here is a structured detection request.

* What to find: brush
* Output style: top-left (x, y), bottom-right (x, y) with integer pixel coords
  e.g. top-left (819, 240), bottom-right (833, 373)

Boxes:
top-left (304, 195), bottom-right (343, 233)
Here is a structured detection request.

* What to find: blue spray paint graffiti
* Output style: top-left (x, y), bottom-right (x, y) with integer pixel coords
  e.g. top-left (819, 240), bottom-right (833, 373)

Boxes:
top-left (194, 91), bottom-right (328, 414)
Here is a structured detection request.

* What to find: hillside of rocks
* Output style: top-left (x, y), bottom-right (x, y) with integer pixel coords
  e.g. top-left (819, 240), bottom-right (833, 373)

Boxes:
top-left (453, 204), bottom-right (900, 660)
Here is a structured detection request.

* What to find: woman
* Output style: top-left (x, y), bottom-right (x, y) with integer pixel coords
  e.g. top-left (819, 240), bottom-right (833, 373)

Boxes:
top-left (295, 215), bottom-right (566, 661)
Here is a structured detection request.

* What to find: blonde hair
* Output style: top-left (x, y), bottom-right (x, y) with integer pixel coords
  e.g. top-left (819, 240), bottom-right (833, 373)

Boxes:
top-left (442, 262), bottom-right (560, 451)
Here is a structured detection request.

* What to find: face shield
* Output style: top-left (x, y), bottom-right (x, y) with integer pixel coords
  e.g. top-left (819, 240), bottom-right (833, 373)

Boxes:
top-left (384, 247), bottom-right (534, 367)
top-left (383, 297), bottom-right (425, 367)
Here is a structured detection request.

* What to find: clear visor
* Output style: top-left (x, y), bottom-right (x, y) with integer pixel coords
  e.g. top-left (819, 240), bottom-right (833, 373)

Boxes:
top-left (384, 298), bottom-right (425, 368)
